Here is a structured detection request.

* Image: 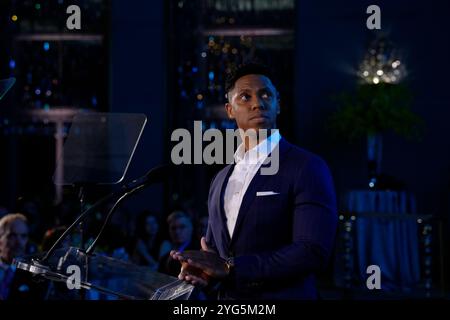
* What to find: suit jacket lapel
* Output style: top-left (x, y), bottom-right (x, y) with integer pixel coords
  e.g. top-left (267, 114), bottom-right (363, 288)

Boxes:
top-left (229, 139), bottom-right (291, 247)
top-left (229, 169), bottom-right (269, 246)
top-left (213, 164), bottom-right (234, 248)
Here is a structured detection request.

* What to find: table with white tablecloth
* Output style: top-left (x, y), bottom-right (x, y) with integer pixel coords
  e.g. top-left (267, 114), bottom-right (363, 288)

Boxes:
top-left (334, 190), bottom-right (431, 292)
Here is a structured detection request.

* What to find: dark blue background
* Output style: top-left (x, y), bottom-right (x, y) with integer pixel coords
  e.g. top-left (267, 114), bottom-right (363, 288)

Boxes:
top-left (110, 0), bottom-right (450, 218)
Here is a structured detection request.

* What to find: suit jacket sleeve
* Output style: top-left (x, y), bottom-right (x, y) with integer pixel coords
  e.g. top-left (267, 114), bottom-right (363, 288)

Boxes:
top-left (228, 156), bottom-right (338, 288)
top-left (205, 173), bottom-right (219, 254)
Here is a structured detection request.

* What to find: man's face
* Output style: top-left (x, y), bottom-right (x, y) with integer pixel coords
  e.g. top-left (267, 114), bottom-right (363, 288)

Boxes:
top-left (169, 217), bottom-right (193, 246)
top-left (0, 220), bottom-right (29, 264)
top-left (225, 74), bottom-right (280, 132)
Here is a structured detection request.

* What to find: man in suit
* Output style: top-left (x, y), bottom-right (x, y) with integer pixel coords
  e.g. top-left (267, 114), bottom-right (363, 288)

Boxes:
top-left (171, 63), bottom-right (337, 299)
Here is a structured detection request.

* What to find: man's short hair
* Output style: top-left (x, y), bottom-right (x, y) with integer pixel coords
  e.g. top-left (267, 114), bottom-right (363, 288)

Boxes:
top-left (167, 211), bottom-right (192, 226)
top-left (225, 62), bottom-right (274, 97)
top-left (0, 213), bottom-right (28, 235)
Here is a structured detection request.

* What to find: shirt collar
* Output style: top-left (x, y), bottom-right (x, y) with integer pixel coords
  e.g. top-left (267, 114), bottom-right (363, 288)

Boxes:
top-left (234, 129), bottom-right (281, 164)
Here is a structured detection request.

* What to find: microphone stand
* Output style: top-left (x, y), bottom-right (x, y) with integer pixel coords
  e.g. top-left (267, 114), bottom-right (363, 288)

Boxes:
top-left (39, 189), bottom-right (120, 263)
top-left (39, 164), bottom-right (171, 264)
top-left (86, 164), bottom-right (172, 254)
top-left (85, 185), bottom-right (143, 255)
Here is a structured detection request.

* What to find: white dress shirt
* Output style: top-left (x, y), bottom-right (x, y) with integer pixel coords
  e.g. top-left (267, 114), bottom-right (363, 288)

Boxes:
top-left (223, 130), bottom-right (281, 237)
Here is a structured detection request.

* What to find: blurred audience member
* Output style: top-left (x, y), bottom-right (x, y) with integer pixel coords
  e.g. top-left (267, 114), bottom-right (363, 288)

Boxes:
top-left (0, 213), bottom-right (29, 265)
top-left (158, 211), bottom-right (198, 277)
top-left (0, 213), bottom-right (29, 299)
top-left (132, 211), bottom-right (170, 270)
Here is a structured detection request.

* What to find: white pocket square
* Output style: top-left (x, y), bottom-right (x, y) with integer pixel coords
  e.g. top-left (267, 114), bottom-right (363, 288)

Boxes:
top-left (256, 191), bottom-right (280, 197)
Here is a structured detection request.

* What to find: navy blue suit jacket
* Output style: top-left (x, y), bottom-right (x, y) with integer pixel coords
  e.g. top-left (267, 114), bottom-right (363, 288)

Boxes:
top-left (206, 138), bottom-right (337, 299)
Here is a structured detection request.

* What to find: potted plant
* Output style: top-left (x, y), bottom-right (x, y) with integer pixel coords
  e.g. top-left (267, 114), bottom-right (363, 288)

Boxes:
top-left (328, 82), bottom-right (423, 188)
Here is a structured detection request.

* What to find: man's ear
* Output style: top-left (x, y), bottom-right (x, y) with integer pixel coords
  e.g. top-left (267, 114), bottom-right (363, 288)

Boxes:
top-left (225, 102), bottom-right (234, 119)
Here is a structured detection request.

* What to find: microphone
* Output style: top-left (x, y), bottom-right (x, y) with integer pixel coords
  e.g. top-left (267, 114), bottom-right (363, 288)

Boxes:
top-left (121, 164), bottom-right (172, 193)
top-left (40, 164), bottom-right (173, 263)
